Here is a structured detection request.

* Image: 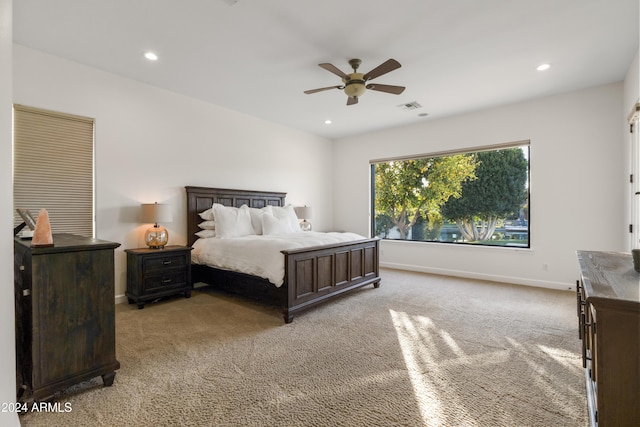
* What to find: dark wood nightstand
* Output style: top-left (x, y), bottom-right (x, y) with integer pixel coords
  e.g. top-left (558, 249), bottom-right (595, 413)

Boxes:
top-left (125, 245), bottom-right (193, 309)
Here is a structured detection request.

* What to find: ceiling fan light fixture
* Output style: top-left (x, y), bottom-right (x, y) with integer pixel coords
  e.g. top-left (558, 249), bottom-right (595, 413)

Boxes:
top-left (343, 73), bottom-right (366, 98)
top-left (343, 82), bottom-right (366, 98)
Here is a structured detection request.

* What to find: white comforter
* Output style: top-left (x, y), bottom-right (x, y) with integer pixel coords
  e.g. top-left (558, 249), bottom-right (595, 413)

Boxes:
top-left (192, 231), bottom-right (366, 287)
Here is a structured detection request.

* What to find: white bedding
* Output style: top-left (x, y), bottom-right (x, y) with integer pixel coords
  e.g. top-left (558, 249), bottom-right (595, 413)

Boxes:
top-left (191, 231), bottom-right (366, 287)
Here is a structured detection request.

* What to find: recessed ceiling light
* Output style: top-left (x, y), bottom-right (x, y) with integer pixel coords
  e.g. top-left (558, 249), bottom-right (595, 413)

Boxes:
top-left (536, 63), bottom-right (550, 71)
top-left (324, 119), bottom-right (332, 125)
top-left (144, 52), bottom-right (158, 61)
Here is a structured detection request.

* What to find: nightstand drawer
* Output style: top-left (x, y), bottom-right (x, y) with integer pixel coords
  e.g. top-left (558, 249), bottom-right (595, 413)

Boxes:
top-left (143, 270), bottom-right (189, 292)
top-left (143, 253), bottom-right (189, 273)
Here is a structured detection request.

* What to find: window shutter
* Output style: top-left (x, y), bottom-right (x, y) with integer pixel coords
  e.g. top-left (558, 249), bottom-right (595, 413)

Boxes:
top-left (13, 105), bottom-right (94, 237)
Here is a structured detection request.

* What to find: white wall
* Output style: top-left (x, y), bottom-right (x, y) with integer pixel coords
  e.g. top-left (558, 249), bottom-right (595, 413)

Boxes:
top-left (333, 83), bottom-right (626, 290)
top-left (12, 45), bottom-right (334, 300)
top-left (0, 0), bottom-right (19, 425)
top-left (624, 50), bottom-right (639, 120)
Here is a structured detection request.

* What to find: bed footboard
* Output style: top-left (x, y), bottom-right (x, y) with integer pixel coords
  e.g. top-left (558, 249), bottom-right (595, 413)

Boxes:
top-left (282, 238), bottom-right (380, 322)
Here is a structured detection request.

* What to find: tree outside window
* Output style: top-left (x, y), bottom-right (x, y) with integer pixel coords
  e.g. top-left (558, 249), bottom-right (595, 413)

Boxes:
top-left (371, 143), bottom-right (529, 247)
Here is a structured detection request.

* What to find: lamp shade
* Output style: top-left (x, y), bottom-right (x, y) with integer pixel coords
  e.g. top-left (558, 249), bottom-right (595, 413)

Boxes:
top-left (294, 206), bottom-right (313, 220)
top-left (140, 203), bottom-right (173, 224)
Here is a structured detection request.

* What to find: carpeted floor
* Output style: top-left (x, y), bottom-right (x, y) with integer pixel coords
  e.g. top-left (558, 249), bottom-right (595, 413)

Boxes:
top-left (19, 268), bottom-right (588, 426)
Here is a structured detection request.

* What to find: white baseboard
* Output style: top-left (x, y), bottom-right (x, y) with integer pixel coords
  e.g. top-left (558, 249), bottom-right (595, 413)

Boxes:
top-left (380, 261), bottom-right (574, 292)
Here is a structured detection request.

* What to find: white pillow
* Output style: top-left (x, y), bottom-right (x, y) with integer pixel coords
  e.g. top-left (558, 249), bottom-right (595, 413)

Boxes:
top-left (198, 208), bottom-right (215, 221)
top-left (262, 211), bottom-right (295, 235)
top-left (198, 220), bottom-right (215, 230)
top-left (269, 204), bottom-right (300, 233)
top-left (195, 229), bottom-right (216, 238)
top-left (247, 206), bottom-right (268, 235)
top-left (212, 203), bottom-right (255, 238)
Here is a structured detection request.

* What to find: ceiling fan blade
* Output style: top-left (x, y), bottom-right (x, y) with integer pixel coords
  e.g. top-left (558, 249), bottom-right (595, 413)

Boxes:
top-left (304, 85), bottom-right (343, 94)
top-left (366, 83), bottom-right (406, 95)
top-left (319, 63), bottom-right (348, 79)
top-left (363, 59), bottom-right (401, 81)
top-left (347, 96), bottom-right (358, 106)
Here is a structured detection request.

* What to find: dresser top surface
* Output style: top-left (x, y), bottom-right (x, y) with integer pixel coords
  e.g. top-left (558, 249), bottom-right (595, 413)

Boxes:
top-left (577, 251), bottom-right (640, 304)
top-left (15, 233), bottom-right (120, 253)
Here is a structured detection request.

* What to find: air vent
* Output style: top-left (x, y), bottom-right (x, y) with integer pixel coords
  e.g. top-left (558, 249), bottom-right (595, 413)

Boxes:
top-left (398, 101), bottom-right (422, 111)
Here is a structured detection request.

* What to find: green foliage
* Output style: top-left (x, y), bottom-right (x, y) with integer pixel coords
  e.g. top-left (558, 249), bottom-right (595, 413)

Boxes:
top-left (441, 148), bottom-right (528, 241)
top-left (374, 213), bottom-right (394, 238)
top-left (374, 155), bottom-right (477, 239)
top-left (422, 215), bottom-right (444, 240)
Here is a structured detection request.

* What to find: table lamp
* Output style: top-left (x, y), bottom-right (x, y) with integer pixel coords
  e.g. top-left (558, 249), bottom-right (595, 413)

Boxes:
top-left (141, 202), bottom-right (173, 249)
top-left (294, 206), bottom-right (313, 231)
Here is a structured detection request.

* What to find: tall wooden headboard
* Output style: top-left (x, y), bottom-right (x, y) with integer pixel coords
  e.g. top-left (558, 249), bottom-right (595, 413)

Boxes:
top-left (185, 186), bottom-right (286, 246)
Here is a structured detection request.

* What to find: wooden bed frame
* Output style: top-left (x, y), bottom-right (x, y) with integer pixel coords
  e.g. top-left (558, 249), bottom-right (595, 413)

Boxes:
top-left (185, 186), bottom-right (381, 323)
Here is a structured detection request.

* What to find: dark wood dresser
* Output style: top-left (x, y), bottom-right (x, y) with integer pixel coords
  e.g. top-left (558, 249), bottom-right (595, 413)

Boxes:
top-left (576, 251), bottom-right (640, 427)
top-left (125, 245), bottom-right (193, 309)
top-left (14, 233), bottom-right (121, 402)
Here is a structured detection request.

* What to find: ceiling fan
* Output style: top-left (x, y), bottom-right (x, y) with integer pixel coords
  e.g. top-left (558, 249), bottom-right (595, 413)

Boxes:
top-left (304, 58), bottom-right (406, 105)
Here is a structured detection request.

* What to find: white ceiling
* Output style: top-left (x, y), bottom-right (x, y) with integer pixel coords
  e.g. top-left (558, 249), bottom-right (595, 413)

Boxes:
top-left (12, 0), bottom-right (639, 140)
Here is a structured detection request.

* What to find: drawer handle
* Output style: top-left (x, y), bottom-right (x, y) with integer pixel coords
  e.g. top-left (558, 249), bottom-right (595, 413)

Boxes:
top-left (163, 260), bottom-right (172, 265)
top-left (576, 280), bottom-right (583, 317)
top-left (581, 312), bottom-right (594, 368)
top-left (582, 313), bottom-right (593, 338)
top-left (162, 279), bottom-right (172, 284)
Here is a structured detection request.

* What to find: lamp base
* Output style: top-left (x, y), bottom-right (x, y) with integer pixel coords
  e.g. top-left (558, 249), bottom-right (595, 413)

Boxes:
top-left (300, 220), bottom-right (312, 232)
top-left (145, 225), bottom-right (168, 249)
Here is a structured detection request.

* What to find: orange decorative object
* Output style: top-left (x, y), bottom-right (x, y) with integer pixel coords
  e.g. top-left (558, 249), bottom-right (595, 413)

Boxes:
top-left (32, 209), bottom-right (54, 247)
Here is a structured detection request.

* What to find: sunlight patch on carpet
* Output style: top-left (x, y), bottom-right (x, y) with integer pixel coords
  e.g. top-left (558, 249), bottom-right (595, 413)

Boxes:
top-left (537, 344), bottom-right (582, 371)
top-left (390, 309), bottom-right (460, 426)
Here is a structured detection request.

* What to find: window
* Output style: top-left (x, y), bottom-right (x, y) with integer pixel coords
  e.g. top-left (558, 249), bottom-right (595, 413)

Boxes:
top-left (371, 141), bottom-right (530, 248)
top-left (13, 105), bottom-right (95, 237)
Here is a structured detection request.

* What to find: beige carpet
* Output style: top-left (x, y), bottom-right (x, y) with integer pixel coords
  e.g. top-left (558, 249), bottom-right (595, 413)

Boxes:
top-left (19, 268), bottom-right (588, 427)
